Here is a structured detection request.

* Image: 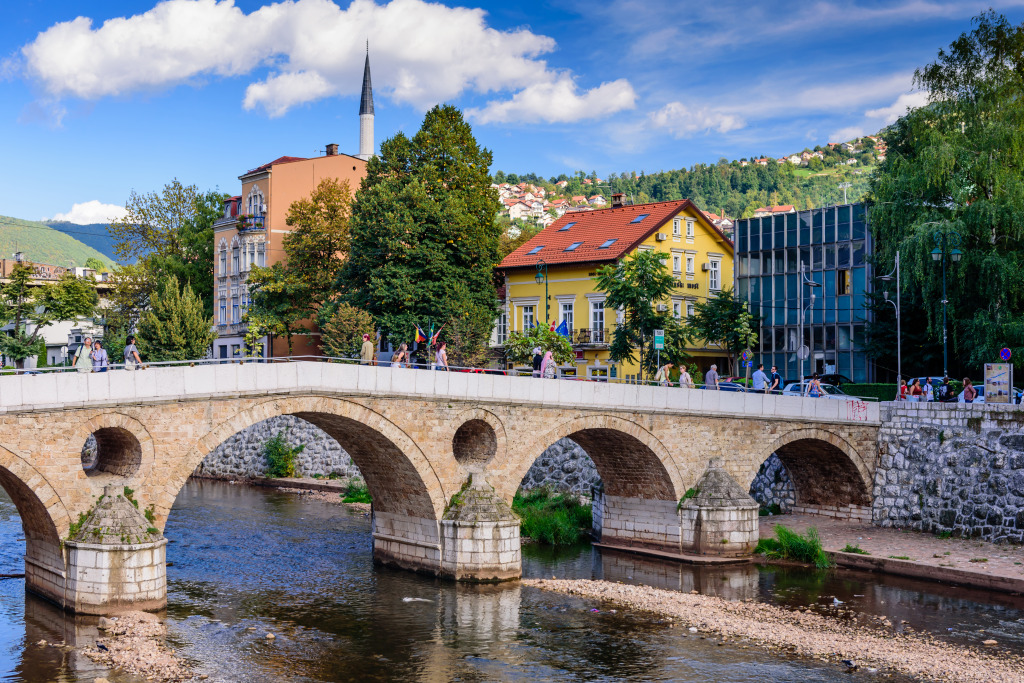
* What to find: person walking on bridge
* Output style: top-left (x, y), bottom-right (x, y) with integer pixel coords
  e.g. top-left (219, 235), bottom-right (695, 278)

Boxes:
top-left (654, 362), bottom-right (674, 387)
top-left (91, 340), bottom-right (108, 373)
top-left (73, 336), bottom-right (93, 374)
top-left (704, 364), bottom-right (719, 389)
top-left (123, 335), bottom-right (142, 371)
top-left (678, 364), bottom-right (694, 388)
top-left (752, 363), bottom-right (769, 393)
top-left (360, 334), bottom-right (375, 365)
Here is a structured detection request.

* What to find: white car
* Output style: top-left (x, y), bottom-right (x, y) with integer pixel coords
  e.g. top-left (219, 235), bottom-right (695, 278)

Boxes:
top-left (781, 382), bottom-right (860, 400)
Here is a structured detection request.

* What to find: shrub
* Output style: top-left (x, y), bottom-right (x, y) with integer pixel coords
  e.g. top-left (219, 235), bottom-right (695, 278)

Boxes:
top-left (512, 487), bottom-right (592, 546)
top-left (841, 543), bottom-right (869, 555)
top-left (263, 431), bottom-right (305, 478)
top-left (842, 383), bottom-right (897, 402)
top-left (758, 503), bottom-right (782, 516)
top-left (755, 525), bottom-right (833, 569)
top-left (342, 481), bottom-right (372, 504)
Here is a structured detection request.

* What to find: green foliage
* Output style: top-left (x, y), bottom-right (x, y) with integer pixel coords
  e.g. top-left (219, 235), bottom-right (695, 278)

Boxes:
top-left (263, 430), bottom-right (305, 479)
top-left (146, 527), bottom-right (159, 536)
top-left (85, 257), bottom-right (108, 272)
top-left (758, 503), bottom-right (782, 516)
top-left (687, 288), bottom-right (758, 376)
top-left (340, 105), bottom-right (501, 349)
top-left (840, 543), bottom-right (870, 555)
top-left (869, 11), bottom-right (1024, 371)
top-left (755, 525), bottom-right (833, 569)
top-left (512, 487), bottom-right (593, 546)
top-left (678, 487), bottom-right (701, 509)
top-left (341, 482), bottom-right (372, 504)
top-left (595, 250), bottom-right (691, 379)
top-left (320, 302), bottom-right (376, 358)
top-left (136, 275), bottom-right (216, 361)
top-left (123, 486), bottom-right (138, 509)
top-left (144, 505), bottom-right (156, 524)
top-left (0, 263), bottom-right (98, 367)
top-left (505, 324), bottom-right (574, 366)
top-left (0, 215), bottom-right (113, 267)
top-left (66, 511), bottom-right (90, 540)
top-left (842, 383), bottom-right (899, 401)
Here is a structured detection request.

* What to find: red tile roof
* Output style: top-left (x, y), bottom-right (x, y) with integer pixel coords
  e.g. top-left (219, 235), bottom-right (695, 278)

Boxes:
top-left (243, 155), bottom-right (307, 175)
top-left (499, 199), bottom-right (732, 270)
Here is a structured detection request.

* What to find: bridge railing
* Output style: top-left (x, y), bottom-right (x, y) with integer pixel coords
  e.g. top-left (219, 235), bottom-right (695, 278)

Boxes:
top-left (1, 354), bottom-right (880, 401)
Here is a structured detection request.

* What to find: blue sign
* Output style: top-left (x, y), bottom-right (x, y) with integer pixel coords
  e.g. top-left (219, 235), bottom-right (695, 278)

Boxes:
top-left (1001, 347), bottom-right (1012, 361)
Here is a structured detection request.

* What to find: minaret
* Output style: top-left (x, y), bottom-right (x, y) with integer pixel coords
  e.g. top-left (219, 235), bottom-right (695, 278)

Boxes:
top-left (357, 44), bottom-right (374, 161)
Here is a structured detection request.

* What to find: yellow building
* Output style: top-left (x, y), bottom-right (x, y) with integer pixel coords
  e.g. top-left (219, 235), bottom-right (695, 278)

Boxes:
top-left (496, 196), bottom-right (734, 380)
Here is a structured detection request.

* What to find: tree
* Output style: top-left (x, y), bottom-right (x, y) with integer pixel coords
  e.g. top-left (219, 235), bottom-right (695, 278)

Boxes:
top-left (245, 263), bottom-right (308, 355)
top-left (868, 10), bottom-right (1024, 370)
top-left (136, 275), bottom-right (216, 361)
top-left (0, 263), bottom-right (97, 368)
top-left (85, 257), bottom-right (108, 272)
top-left (320, 303), bottom-right (375, 358)
top-left (505, 325), bottom-right (574, 366)
top-left (339, 105), bottom-right (501, 350)
top-left (594, 250), bottom-right (689, 380)
top-left (687, 288), bottom-right (758, 376)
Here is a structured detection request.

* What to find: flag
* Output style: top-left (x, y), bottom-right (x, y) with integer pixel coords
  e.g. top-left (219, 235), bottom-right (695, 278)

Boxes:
top-left (555, 319), bottom-right (570, 339)
top-left (431, 323), bottom-right (447, 344)
top-left (415, 326), bottom-right (427, 342)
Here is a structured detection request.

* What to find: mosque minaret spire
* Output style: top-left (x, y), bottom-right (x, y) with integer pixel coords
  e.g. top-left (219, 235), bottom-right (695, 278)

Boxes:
top-left (357, 42), bottom-right (374, 161)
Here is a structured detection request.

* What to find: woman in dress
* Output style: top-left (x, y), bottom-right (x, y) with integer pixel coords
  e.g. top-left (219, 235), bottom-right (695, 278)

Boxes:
top-left (806, 373), bottom-right (823, 398)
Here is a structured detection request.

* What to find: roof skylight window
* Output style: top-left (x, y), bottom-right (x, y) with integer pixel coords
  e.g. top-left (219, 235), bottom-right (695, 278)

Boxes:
top-left (597, 239), bottom-right (618, 249)
top-left (564, 242), bottom-right (584, 252)
top-left (527, 245), bottom-right (544, 255)
top-left (630, 214), bottom-right (650, 223)
top-left (558, 221), bottom-right (577, 232)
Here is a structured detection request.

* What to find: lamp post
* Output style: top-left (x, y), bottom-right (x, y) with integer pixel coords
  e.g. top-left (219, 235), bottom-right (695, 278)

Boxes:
top-left (930, 231), bottom-right (963, 379)
top-left (797, 264), bottom-right (821, 385)
top-left (534, 259), bottom-right (549, 325)
top-left (877, 250), bottom-right (901, 397)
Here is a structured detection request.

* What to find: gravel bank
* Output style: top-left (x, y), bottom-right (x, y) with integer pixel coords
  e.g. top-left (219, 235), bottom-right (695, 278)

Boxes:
top-left (523, 578), bottom-right (1024, 683)
top-left (83, 611), bottom-right (193, 681)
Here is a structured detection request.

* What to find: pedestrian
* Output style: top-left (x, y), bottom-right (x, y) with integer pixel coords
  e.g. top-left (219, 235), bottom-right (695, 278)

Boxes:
top-left (924, 377), bottom-right (934, 402)
top-left (91, 340), bottom-right (108, 373)
top-left (123, 335), bottom-right (142, 371)
top-left (541, 350), bottom-right (558, 379)
top-left (704, 364), bottom-right (719, 390)
top-left (678, 364), bottom-right (694, 388)
top-left (898, 378), bottom-right (908, 401)
top-left (752, 363), bottom-right (769, 393)
top-left (963, 377), bottom-right (977, 403)
top-left (531, 346), bottom-right (543, 378)
top-left (938, 376), bottom-right (952, 402)
top-left (768, 365), bottom-right (783, 394)
top-left (435, 342), bottom-right (449, 371)
top-left (360, 334), bottom-right (375, 365)
top-left (73, 336), bottom-right (93, 374)
top-left (909, 378), bottom-right (923, 402)
top-left (805, 372), bottom-right (823, 398)
top-left (391, 343), bottom-right (408, 368)
top-left (654, 361), bottom-right (674, 387)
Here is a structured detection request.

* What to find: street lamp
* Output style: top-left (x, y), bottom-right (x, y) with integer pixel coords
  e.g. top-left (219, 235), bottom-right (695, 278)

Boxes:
top-left (797, 264), bottom-right (821, 384)
top-left (930, 230), bottom-right (963, 378)
top-left (877, 251), bottom-right (901, 397)
top-left (534, 259), bottom-right (549, 325)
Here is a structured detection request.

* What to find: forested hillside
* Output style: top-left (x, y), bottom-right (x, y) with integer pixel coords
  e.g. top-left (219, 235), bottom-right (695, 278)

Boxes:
top-left (45, 221), bottom-right (119, 262)
top-left (0, 216), bottom-right (114, 267)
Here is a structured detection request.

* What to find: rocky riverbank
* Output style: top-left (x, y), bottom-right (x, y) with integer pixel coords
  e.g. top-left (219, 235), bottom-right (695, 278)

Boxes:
top-left (524, 578), bottom-right (1024, 683)
top-left (84, 611), bottom-right (193, 682)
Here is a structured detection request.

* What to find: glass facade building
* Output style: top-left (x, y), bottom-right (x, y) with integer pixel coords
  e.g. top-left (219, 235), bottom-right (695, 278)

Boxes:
top-left (734, 203), bottom-right (875, 383)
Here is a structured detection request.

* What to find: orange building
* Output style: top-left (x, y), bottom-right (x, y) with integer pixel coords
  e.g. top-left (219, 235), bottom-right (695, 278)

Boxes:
top-left (213, 54), bottom-right (375, 360)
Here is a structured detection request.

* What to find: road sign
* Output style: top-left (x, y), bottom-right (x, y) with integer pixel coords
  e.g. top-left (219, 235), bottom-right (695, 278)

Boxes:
top-left (741, 349), bottom-right (751, 361)
top-left (1001, 347), bottom-right (1012, 361)
top-left (653, 329), bottom-right (665, 350)
top-left (797, 345), bottom-right (810, 360)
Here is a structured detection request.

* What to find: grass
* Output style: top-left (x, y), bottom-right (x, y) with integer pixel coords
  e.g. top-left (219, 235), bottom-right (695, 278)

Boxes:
top-left (758, 503), bottom-right (782, 517)
top-left (888, 555), bottom-right (913, 560)
top-left (969, 557), bottom-right (988, 563)
top-left (341, 482), bottom-right (372, 504)
top-left (840, 543), bottom-right (869, 555)
top-left (936, 530), bottom-right (953, 539)
top-left (512, 487), bottom-right (592, 546)
top-left (755, 525), bottom-right (833, 569)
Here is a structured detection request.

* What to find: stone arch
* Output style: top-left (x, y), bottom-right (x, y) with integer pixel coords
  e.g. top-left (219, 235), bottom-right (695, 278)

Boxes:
top-left (751, 428), bottom-right (871, 507)
top-left (0, 443), bottom-right (69, 543)
top-left (160, 396), bottom-right (447, 529)
top-left (68, 413), bottom-right (156, 493)
top-left (495, 414), bottom-right (682, 503)
top-left (449, 408), bottom-right (507, 468)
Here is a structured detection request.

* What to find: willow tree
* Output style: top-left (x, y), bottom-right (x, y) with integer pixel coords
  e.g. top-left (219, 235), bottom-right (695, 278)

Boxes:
top-left (869, 11), bottom-right (1024, 370)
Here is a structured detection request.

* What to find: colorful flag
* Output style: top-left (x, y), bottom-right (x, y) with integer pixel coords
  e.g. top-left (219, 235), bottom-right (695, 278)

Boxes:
top-left (415, 326), bottom-right (427, 342)
top-left (431, 323), bottom-right (447, 344)
top-left (555, 319), bottom-right (570, 339)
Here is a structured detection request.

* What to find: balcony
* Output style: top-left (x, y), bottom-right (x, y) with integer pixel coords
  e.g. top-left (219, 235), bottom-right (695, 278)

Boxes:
top-left (574, 327), bottom-right (612, 346)
top-left (238, 215), bottom-right (265, 231)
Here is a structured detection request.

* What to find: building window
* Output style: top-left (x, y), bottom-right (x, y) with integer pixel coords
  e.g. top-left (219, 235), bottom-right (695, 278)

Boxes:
top-left (687, 302), bottom-right (695, 317)
top-left (232, 298), bottom-right (239, 323)
top-left (672, 253), bottom-right (682, 274)
top-left (257, 243), bottom-right (266, 267)
top-left (838, 269), bottom-right (852, 295)
top-left (686, 219), bottom-right (695, 241)
top-left (709, 259), bottom-right (721, 290)
top-left (232, 247), bottom-right (239, 274)
top-left (219, 299), bottom-right (226, 324)
top-left (672, 300), bottom-right (682, 318)
top-left (672, 218), bottom-right (681, 237)
top-left (494, 312), bottom-right (508, 345)
top-left (521, 305), bottom-right (535, 330)
top-left (686, 254), bottom-right (695, 275)
top-left (591, 299), bottom-right (605, 330)
top-left (560, 302), bottom-right (574, 330)
top-left (219, 250), bottom-right (226, 275)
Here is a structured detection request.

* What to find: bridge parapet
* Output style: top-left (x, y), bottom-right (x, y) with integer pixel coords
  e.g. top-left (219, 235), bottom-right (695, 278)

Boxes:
top-left (0, 362), bottom-right (880, 425)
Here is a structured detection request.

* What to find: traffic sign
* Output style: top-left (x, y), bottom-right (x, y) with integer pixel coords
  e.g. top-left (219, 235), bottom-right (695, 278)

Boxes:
top-left (1001, 347), bottom-right (1012, 361)
top-left (741, 349), bottom-right (751, 361)
top-left (653, 329), bottom-right (665, 350)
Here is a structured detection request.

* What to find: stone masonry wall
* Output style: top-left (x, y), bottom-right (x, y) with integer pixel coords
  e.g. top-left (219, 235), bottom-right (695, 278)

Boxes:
top-left (519, 438), bottom-right (600, 496)
top-left (875, 403), bottom-right (1024, 543)
top-left (747, 453), bottom-right (795, 513)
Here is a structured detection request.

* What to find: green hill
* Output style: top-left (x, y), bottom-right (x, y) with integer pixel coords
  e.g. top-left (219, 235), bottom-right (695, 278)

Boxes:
top-left (0, 216), bottom-right (114, 268)
top-left (44, 221), bottom-right (119, 263)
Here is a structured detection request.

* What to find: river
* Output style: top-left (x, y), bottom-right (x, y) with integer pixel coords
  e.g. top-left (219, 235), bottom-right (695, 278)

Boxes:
top-left (0, 480), bottom-right (1022, 682)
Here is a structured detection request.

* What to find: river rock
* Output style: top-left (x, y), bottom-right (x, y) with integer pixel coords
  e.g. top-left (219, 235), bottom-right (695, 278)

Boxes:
top-left (747, 453), bottom-right (795, 513)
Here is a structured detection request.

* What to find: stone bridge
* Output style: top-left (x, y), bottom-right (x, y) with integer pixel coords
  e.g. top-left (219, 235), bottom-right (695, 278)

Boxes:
top-left (0, 362), bottom-right (879, 614)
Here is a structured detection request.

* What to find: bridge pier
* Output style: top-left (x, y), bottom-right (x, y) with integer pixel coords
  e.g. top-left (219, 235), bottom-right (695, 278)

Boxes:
top-left (592, 487), bottom-right (683, 552)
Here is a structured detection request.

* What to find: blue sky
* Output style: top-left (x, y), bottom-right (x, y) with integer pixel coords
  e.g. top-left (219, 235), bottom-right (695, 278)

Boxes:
top-left (2, 0), bottom-right (1023, 223)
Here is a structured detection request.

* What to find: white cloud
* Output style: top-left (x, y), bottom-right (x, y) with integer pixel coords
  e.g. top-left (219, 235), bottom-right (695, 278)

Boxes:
top-left (829, 126), bottom-right (867, 143)
top-left (48, 201), bottom-right (127, 225)
top-left (648, 101), bottom-right (744, 138)
top-left (865, 91), bottom-right (930, 124)
top-left (20, 0), bottom-right (634, 123)
top-left (467, 76), bottom-right (636, 125)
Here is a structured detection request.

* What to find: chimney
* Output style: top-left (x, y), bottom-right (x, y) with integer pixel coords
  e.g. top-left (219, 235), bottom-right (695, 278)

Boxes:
top-left (611, 193), bottom-right (625, 208)
top-left (326, 143), bottom-right (339, 156)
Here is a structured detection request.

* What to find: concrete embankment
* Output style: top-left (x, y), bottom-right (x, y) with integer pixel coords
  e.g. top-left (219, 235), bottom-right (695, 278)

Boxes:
top-left (524, 578), bottom-right (1024, 683)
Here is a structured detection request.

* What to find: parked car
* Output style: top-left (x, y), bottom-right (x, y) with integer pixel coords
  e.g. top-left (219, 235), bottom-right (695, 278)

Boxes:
top-left (804, 373), bottom-right (852, 387)
top-left (716, 381), bottom-right (748, 393)
top-left (781, 382), bottom-right (860, 400)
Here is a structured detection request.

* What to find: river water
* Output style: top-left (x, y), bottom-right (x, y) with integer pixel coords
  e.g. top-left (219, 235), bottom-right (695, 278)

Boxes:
top-left (1, 480), bottom-right (1023, 682)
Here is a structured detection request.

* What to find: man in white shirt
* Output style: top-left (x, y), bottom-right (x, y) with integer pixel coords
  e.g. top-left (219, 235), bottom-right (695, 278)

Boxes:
top-left (752, 363), bottom-right (769, 392)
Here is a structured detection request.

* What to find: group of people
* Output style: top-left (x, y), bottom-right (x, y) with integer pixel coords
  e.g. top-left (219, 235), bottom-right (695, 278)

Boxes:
top-left (71, 335), bottom-right (142, 373)
top-left (359, 334), bottom-right (450, 370)
top-left (898, 377), bottom-right (972, 403)
top-left (531, 347), bottom-right (559, 378)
